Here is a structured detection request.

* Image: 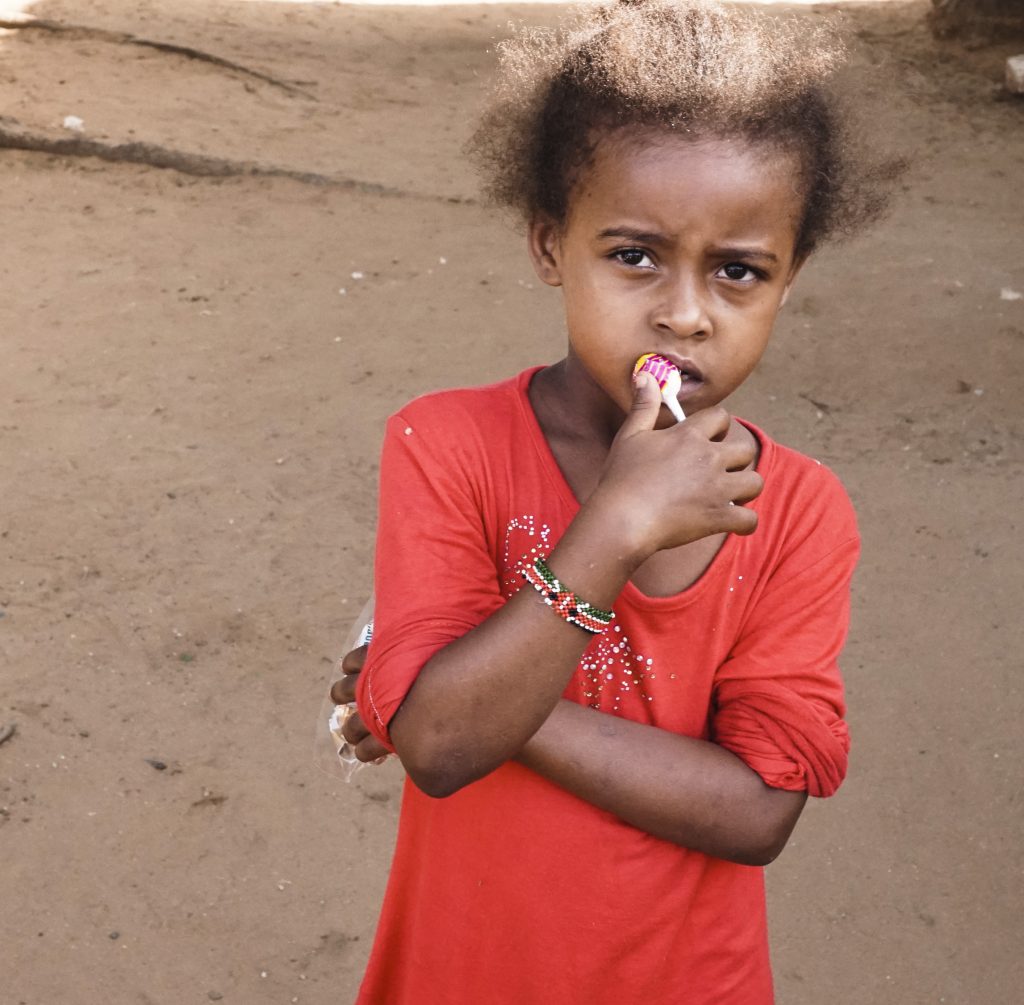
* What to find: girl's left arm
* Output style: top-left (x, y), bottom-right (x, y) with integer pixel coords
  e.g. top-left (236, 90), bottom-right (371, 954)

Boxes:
top-left (336, 654), bottom-right (808, 865)
top-left (519, 489), bottom-right (859, 866)
top-left (516, 702), bottom-right (806, 866)
top-left (335, 653), bottom-right (802, 865)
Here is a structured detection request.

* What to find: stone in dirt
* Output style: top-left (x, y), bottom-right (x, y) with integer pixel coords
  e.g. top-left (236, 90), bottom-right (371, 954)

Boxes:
top-left (1006, 55), bottom-right (1024, 94)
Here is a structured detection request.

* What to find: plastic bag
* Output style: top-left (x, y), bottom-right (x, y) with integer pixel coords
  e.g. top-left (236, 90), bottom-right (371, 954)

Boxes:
top-left (315, 596), bottom-right (375, 782)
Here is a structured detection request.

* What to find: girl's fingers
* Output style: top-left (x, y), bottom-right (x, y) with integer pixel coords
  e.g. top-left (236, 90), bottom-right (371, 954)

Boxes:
top-left (356, 735), bottom-right (391, 765)
top-left (724, 504), bottom-right (759, 536)
top-left (332, 645), bottom-right (368, 703)
top-left (333, 649), bottom-right (388, 763)
top-left (616, 372), bottom-right (663, 440)
top-left (729, 470), bottom-right (764, 506)
top-left (341, 707), bottom-right (371, 746)
top-left (341, 644), bottom-right (369, 674)
top-left (330, 674), bottom-right (358, 705)
top-left (342, 709), bottom-right (389, 763)
top-left (685, 405), bottom-right (732, 442)
top-left (721, 437), bottom-right (758, 473)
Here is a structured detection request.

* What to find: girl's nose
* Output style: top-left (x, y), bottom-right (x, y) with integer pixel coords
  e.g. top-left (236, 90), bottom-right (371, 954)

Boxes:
top-left (652, 274), bottom-right (712, 340)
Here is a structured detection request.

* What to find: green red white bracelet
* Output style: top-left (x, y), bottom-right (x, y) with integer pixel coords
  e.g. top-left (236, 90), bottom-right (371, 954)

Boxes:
top-left (522, 556), bottom-right (614, 634)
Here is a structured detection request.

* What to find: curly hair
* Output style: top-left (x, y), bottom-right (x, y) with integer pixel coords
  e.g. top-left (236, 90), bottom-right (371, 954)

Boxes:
top-left (468, 0), bottom-right (903, 257)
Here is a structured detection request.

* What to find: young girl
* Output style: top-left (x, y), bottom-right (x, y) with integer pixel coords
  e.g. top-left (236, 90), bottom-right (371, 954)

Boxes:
top-left (333, 1), bottom-right (898, 1001)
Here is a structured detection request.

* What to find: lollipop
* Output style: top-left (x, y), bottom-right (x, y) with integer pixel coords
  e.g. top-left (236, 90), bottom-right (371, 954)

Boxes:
top-left (633, 353), bottom-right (686, 423)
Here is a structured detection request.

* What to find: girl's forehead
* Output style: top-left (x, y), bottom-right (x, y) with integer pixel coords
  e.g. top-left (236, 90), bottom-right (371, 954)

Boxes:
top-left (589, 129), bottom-right (798, 187)
top-left (567, 132), bottom-right (803, 233)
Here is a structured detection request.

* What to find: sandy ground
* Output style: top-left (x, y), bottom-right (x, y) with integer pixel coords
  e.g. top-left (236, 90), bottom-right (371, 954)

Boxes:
top-left (0, 1), bottom-right (1021, 1003)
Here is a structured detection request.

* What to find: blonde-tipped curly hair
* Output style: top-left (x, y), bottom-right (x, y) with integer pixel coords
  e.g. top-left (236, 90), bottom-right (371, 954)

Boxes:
top-left (468, 0), bottom-right (903, 256)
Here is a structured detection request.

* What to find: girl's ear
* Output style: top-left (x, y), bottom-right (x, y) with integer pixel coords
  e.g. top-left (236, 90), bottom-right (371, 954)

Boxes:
top-left (527, 215), bottom-right (564, 288)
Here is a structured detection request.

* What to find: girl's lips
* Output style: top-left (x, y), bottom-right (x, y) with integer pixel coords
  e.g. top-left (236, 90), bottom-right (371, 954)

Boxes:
top-left (663, 355), bottom-right (705, 395)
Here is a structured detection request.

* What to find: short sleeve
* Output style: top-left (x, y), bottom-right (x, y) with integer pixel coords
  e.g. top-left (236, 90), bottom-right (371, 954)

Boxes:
top-left (356, 409), bottom-right (505, 749)
top-left (711, 473), bottom-right (859, 798)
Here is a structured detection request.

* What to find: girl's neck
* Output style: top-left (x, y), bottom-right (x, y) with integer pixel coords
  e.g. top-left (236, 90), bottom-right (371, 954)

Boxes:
top-left (529, 356), bottom-right (625, 451)
top-left (526, 358), bottom-right (748, 598)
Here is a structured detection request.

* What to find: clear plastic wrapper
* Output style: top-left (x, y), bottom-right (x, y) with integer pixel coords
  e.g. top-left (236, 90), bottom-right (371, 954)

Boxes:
top-left (315, 595), bottom-right (375, 782)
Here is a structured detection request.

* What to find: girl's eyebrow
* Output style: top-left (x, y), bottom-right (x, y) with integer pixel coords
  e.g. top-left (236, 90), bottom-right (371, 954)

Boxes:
top-left (597, 228), bottom-right (781, 265)
top-left (596, 226), bottom-right (668, 245)
top-left (715, 246), bottom-right (780, 264)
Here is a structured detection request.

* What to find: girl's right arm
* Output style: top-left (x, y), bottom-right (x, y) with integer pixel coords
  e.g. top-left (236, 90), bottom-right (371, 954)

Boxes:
top-left (383, 374), bottom-right (761, 798)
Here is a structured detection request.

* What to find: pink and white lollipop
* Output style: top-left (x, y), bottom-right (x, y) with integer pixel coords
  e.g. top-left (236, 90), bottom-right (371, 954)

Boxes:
top-left (633, 353), bottom-right (686, 423)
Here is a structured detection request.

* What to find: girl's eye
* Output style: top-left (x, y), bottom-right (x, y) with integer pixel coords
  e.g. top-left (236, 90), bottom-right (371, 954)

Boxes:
top-left (614, 248), bottom-right (655, 269)
top-left (719, 262), bottom-right (759, 283)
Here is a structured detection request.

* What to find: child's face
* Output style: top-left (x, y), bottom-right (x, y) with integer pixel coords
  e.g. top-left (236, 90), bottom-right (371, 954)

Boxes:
top-left (529, 132), bottom-right (806, 425)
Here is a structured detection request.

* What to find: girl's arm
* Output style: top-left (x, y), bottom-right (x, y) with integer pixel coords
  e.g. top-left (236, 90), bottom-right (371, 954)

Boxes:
top-left (517, 700), bottom-right (806, 865)
top-left (340, 665), bottom-right (804, 864)
top-left (386, 376), bottom-right (762, 798)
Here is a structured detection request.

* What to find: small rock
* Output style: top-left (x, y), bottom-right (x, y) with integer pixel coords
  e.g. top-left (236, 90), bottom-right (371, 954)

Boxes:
top-left (62, 115), bottom-right (85, 132)
top-left (1001, 287), bottom-right (1022, 301)
top-left (109, 931), bottom-right (120, 940)
top-left (1006, 54), bottom-right (1024, 95)
top-left (144, 758), bottom-right (167, 771)
top-left (207, 993), bottom-right (224, 1002)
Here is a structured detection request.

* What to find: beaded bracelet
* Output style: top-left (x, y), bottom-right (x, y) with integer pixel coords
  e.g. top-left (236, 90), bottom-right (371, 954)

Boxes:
top-left (522, 556), bottom-right (614, 634)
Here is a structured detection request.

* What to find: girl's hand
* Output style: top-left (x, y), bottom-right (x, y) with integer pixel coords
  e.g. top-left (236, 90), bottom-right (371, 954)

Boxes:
top-left (591, 372), bottom-right (763, 558)
top-left (330, 645), bottom-right (391, 764)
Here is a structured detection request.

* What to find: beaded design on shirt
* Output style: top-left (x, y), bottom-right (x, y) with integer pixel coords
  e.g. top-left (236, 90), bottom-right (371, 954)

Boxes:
top-left (501, 515), bottom-right (657, 713)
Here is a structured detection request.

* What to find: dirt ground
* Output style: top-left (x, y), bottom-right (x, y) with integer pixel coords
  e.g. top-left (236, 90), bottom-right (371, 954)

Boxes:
top-left (0, 1), bottom-right (1021, 1002)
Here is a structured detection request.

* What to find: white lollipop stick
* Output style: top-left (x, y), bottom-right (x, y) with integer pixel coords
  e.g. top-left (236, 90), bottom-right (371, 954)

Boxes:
top-left (658, 369), bottom-right (686, 423)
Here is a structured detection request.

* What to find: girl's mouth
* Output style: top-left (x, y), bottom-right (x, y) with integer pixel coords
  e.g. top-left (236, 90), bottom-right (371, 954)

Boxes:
top-left (666, 356), bottom-right (705, 395)
top-left (633, 353), bottom-right (703, 422)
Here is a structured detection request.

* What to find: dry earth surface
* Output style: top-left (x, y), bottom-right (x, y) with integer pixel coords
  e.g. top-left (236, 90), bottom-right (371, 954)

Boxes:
top-left (1, 1), bottom-right (1021, 1003)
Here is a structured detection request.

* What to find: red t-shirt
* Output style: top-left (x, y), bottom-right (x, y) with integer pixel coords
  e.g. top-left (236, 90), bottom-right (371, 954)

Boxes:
top-left (356, 368), bottom-right (858, 1005)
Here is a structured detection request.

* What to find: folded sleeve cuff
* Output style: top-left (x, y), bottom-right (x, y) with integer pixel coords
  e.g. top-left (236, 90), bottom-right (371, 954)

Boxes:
top-left (712, 679), bottom-right (850, 798)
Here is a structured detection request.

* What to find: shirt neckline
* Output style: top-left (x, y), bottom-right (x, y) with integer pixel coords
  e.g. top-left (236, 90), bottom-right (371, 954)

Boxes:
top-left (512, 365), bottom-right (775, 610)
